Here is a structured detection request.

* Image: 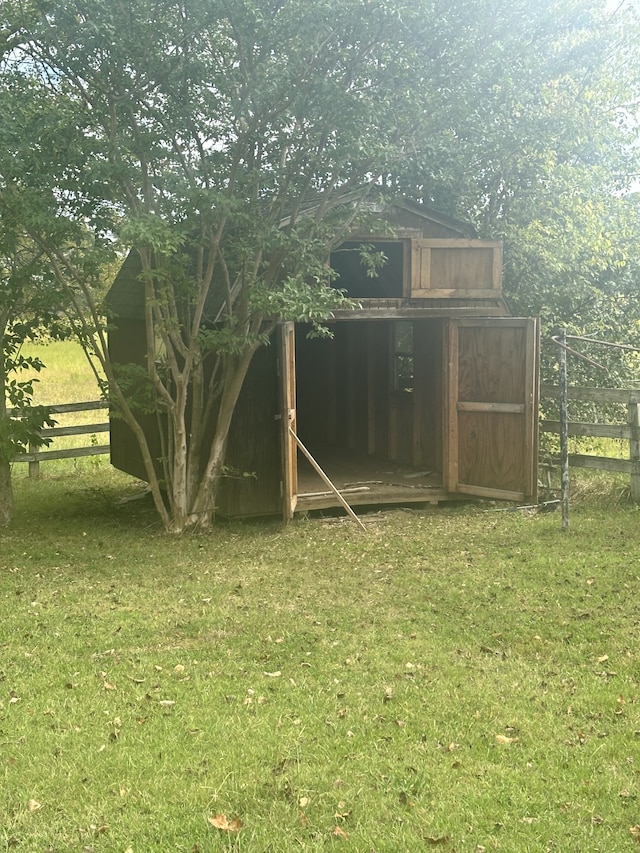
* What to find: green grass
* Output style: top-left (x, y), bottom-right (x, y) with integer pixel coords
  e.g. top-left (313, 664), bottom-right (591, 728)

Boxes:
top-left (24, 340), bottom-right (103, 405)
top-left (1, 469), bottom-right (640, 852)
top-left (4, 341), bottom-right (639, 851)
top-left (18, 340), bottom-right (108, 462)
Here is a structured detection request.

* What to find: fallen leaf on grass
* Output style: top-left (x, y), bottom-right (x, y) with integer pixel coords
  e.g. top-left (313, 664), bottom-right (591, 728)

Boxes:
top-left (495, 734), bottom-right (519, 744)
top-left (425, 835), bottom-right (450, 845)
top-left (208, 814), bottom-right (243, 832)
top-left (630, 824), bottom-right (640, 842)
top-left (103, 682), bottom-right (117, 691)
top-left (334, 803), bottom-right (351, 820)
top-left (332, 826), bottom-right (349, 839)
top-left (263, 671), bottom-right (281, 678)
top-left (28, 799), bottom-right (42, 812)
top-left (597, 654), bottom-right (609, 664)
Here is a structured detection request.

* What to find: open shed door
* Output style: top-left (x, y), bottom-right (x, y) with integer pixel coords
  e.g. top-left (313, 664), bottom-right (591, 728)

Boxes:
top-left (445, 317), bottom-right (539, 502)
top-left (280, 322), bottom-right (298, 519)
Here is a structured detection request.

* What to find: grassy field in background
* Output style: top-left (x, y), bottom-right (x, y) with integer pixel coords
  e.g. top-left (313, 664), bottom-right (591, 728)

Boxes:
top-left (17, 340), bottom-right (109, 464)
top-left (1, 470), bottom-right (639, 852)
top-left (24, 340), bottom-right (103, 405)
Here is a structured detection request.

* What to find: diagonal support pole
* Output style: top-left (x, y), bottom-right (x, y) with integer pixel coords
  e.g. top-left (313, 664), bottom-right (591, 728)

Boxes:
top-left (289, 427), bottom-right (367, 532)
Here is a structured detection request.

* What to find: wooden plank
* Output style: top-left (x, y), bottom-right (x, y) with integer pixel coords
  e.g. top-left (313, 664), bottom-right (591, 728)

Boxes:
top-left (540, 385), bottom-right (640, 404)
top-left (541, 421), bottom-right (631, 440)
top-left (9, 400), bottom-right (107, 417)
top-left (457, 402), bottom-right (525, 414)
top-left (327, 333), bottom-right (337, 444)
top-left (492, 244), bottom-right (503, 293)
top-left (411, 241), bottom-right (428, 291)
top-left (524, 318), bottom-right (540, 498)
top-left (412, 289), bottom-right (501, 299)
top-left (47, 400), bottom-right (108, 414)
top-left (15, 445), bottom-right (111, 462)
top-left (412, 319), bottom-right (426, 467)
top-left (330, 306), bottom-right (507, 320)
top-left (346, 328), bottom-right (357, 449)
top-left (45, 422), bottom-right (110, 438)
top-left (296, 485), bottom-right (449, 512)
top-left (367, 323), bottom-right (376, 455)
top-left (402, 240), bottom-right (412, 297)
top-left (567, 454), bottom-right (634, 474)
top-left (280, 322), bottom-right (298, 520)
top-left (444, 320), bottom-right (458, 489)
top-left (455, 483), bottom-right (524, 501)
top-left (419, 239), bottom-right (503, 249)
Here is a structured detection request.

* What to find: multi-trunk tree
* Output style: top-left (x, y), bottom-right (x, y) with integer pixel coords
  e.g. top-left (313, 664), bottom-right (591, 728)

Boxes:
top-left (1, 0), bottom-right (431, 531)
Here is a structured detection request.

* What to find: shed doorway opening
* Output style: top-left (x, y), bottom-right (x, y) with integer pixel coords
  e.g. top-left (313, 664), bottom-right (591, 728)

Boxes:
top-left (292, 319), bottom-right (445, 511)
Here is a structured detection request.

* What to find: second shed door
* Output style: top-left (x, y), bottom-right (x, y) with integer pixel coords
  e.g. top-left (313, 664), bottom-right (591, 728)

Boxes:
top-left (444, 317), bottom-right (539, 503)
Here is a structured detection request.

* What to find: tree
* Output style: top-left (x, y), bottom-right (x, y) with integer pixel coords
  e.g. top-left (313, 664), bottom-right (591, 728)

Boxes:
top-left (398, 0), bottom-right (640, 377)
top-left (1, 0), bottom-right (431, 532)
top-left (0, 223), bottom-right (59, 526)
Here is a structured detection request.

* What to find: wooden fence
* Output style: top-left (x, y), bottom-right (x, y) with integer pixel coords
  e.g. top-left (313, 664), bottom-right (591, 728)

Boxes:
top-left (12, 400), bottom-right (110, 479)
top-left (11, 389), bottom-right (640, 498)
top-left (540, 384), bottom-right (640, 500)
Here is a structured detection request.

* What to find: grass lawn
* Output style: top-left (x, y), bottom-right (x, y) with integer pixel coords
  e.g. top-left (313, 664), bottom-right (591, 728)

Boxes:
top-left (4, 341), bottom-right (639, 850)
top-left (1, 463), bottom-right (639, 852)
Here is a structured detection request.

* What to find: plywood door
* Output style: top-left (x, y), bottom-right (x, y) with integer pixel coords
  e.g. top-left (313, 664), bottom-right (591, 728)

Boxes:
top-left (444, 318), bottom-right (539, 502)
top-left (280, 322), bottom-right (298, 519)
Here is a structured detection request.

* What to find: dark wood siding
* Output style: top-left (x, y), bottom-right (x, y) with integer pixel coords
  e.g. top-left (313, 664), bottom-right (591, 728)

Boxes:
top-left (108, 319), bottom-right (163, 482)
top-left (216, 340), bottom-right (282, 517)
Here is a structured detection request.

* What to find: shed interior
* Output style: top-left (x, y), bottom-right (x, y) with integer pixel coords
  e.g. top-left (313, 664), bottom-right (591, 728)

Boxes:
top-left (294, 317), bottom-right (446, 507)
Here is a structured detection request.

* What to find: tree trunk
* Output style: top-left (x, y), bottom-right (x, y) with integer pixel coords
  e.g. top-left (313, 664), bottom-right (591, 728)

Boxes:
top-left (183, 348), bottom-right (258, 531)
top-left (0, 459), bottom-right (13, 527)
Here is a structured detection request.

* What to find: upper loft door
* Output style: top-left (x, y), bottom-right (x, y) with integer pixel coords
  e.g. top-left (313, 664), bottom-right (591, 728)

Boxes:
top-left (444, 318), bottom-right (539, 502)
top-left (410, 239), bottom-right (503, 298)
top-left (280, 321), bottom-right (298, 520)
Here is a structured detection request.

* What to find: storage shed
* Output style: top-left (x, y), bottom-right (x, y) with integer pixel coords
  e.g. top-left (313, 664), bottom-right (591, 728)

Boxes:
top-left (107, 199), bottom-right (539, 518)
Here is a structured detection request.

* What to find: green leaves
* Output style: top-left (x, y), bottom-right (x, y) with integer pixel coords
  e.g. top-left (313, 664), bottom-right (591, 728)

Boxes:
top-left (0, 403), bottom-right (56, 465)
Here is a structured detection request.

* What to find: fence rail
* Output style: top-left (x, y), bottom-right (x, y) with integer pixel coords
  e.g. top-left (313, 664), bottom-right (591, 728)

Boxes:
top-left (540, 384), bottom-right (640, 498)
top-left (12, 400), bottom-right (109, 479)
top-left (11, 390), bottom-right (640, 497)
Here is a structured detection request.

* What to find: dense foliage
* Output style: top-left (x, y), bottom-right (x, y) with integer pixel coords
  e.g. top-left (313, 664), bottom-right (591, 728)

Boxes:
top-left (1, 0), bottom-right (639, 527)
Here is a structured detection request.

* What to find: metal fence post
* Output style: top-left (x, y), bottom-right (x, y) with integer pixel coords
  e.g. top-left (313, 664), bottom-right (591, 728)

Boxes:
top-left (628, 398), bottom-right (640, 502)
top-left (558, 329), bottom-right (570, 530)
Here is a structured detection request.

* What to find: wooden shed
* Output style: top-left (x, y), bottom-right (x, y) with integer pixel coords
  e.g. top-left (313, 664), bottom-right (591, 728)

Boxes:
top-left (107, 200), bottom-right (539, 518)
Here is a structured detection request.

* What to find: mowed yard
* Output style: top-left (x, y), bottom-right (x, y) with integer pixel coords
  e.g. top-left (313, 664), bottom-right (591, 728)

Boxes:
top-left (1, 343), bottom-right (640, 852)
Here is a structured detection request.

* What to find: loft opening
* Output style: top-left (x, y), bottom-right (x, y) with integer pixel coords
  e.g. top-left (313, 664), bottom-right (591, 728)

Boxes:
top-left (330, 241), bottom-right (405, 299)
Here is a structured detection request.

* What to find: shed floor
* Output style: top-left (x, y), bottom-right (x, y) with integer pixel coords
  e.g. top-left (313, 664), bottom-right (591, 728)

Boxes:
top-left (294, 448), bottom-right (452, 513)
